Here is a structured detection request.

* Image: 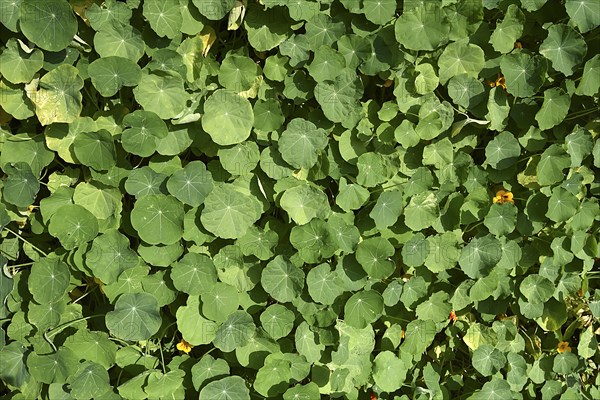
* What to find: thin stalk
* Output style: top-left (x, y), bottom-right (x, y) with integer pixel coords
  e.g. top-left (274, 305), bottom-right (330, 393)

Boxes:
top-left (159, 341), bottom-right (166, 374)
top-left (3, 227), bottom-right (48, 256)
top-left (46, 314), bottom-right (105, 339)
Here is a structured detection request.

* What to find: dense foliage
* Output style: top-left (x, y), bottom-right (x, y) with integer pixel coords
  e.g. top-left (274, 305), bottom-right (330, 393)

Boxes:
top-left (0, 0), bottom-right (599, 399)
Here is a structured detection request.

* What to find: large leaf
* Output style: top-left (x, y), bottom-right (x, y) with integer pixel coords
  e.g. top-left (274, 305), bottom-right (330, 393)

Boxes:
top-left (201, 89), bottom-right (254, 145)
top-left (33, 64), bottom-right (83, 126)
top-left (539, 24), bottom-right (587, 76)
top-left (19, 0), bottom-right (77, 51)
top-left (106, 293), bottom-right (162, 341)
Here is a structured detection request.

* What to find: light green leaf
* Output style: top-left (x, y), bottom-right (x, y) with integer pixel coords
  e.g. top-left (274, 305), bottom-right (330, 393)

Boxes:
top-left (19, 0), bottom-right (77, 52)
top-left (106, 293), bottom-right (162, 341)
top-left (33, 64), bottom-right (83, 126)
top-left (539, 24), bottom-right (587, 76)
top-left (535, 88), bottom-right (571, 130)
top-left (280, 182), bottom-right (330, 225)
top-left (49, 204), bottom-right (99, 250)
top-left (0, 39), bottom-right (44, 84)
top-left (202, 89), bottom-right (254, 146)
top-left (278, 118), bottom-right (328, 170)
top-left (167, 161), bottom-right (213, 206)
top-left (261, 256), bottom-right (305, 303)
top-left (490, 5), bottom-right (524, 53)
top-left (344, 290), bottom-right (384, 329)
top-left (438, 41), bottom-right (485, 84)
top-left (88, 56), bottom-right (142, 97)
top-left (201, 184), bottom-right (262, 239)
top-left (394, 3), bottom-right (450, 51)
top-left (130, 194), bottom-right (184, 245)
top-left (133, 72), bottom-right (188, 119)
top-left (143, 0), bottom-right (182, 38)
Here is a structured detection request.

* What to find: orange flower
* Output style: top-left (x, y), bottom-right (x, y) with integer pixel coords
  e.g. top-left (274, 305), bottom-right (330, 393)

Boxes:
top-left (177, 339), bottom-right (193, 354)
top-left (370, 393), bottom-right (378, 400)
top-left (449, 310), bottom-right (457, 323)
top-left (514, 41), bottom-right (523, 49)
top-left (401, 329), bottom-right (405, 339)
top-left (487, 74), bottom-right (507, 90)
top-left (493, 190), bottom-right (514, 205)
top-left (557, 341), bottom-right (571, 353)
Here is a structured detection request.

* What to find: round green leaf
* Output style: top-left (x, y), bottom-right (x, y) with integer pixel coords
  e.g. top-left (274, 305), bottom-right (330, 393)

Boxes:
top-left (133, 72), bottom-right (187, 119)
top-left (307, 46), bottom-right (346, 83)
top-left (261, 256), bottom-right (305, 303)
top-left (546, 187), bottom-right (578, 222)
top-left (2, 162), bottom-right (40, 207)
top-left (218, 54), bottom-right (262, 92)
top-left (121, 110), bottom-right (168, 157)
top-left (355, 237), bottom-right (395, 279)
top-left (201, 282), bottom-right (239, 322)
top-left (106, 293), bottom-right (162, 341)
top-left (500, 52), bottom-right (547, 98)
top-left (344, 290), bottom-right (384, 329)
top-left (260, 304), bottom-right (295, 340)
top-left (33, 64), bottom-right (83, 126)
top-left (363, 0), bottom-right (396, 24)
top-left (490, 4), bottom-right (524, 54)
top-left (199, 376), bottom-right (250, 400)
top-left (253, 99), bottom-right (285, 133)
top-left (576, 55), bottom-right (600, 97)
top-left (48, 204), bottom-right (99, 250)
top-left (459, 235), bottom-right (502, 279)
top-left (394, 3), bottom-right (450, 51)
top-left (125, 166), bottom-right (168, 198)
top-left (314, 69), bottom-right (362, 129)
top-left (29, 258), bottom-right (70, 304)
top-left (130, 194), bottom-right (184, 245)
top-left (87, 229), bottom-right (139, 284)
top-left (447, 74), bottom-right (485, 109)
top-left (486, 131), bottom-right (521, 169)
top-left (171, 252), bottom-right (217, 295)
top-left (472, 344), bottom-right (506, 377)
top-left (192, 0), bottom-right (235, 20)
top-left (167, 161), bottom-right (213, 206)
top-left (201, 184), bottom-right (262, 239)
top-left (535, 88), bottom-right (571, 131)
top-left (278, 118), bottom-right (328, 170)
top-left (0, 39), bottom-right (44, 84)
top-left (279, 183), bottom-right (331, 225)
top-left (404, 192), bottom-right (439, 231)
top-left (94, 23), bottom-right (145, 62)
top-left (565, 0), bottom-right (600, 33)
top-left (373, 351), bottom-right (407, 392)
top-left (539, 24), bottom-right (587, 76)
top-left (306, 263), bottom-right (345, 306)
top-left (520, 274), bottom-right (554, 304)
top-left (213, 310), bottom-right (256, 352)
top-left (73, 182), bottom-right (120, 220)
top-left (201, 89), bottom-right (254, 146)
top-left (192, 355), bottom-right (230, 390)
top-left (176, 295), bottom-right (218, 345)
top-left (72, 129), bottom-right (117, 171)
top-left (218, 141), bottom-right (261, 176)
top-left (69, 361), bottom-right (111, 400)
top-left (553, 352), bottom-right (578, 375)
top-left (484, 203), bottom-right (517, 236)
top-left (143, 0), bottom-right (182, 39)
top-left (88, 56), bottom-right (142, 97)
top-left (19, 0), bottom-right (77, 52)
top-left (244, 5), bottom-right (290, 51)
top-left (438, 41), bottom-right (485, 84)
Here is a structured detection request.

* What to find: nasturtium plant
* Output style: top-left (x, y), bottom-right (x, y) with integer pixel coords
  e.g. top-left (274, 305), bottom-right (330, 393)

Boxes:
top-left (1, 1), bottom-right (598, 399)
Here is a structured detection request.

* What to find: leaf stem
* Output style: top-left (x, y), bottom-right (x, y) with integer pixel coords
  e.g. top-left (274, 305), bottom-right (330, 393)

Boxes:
top-left (2, 227), bottom-right (48, 256)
